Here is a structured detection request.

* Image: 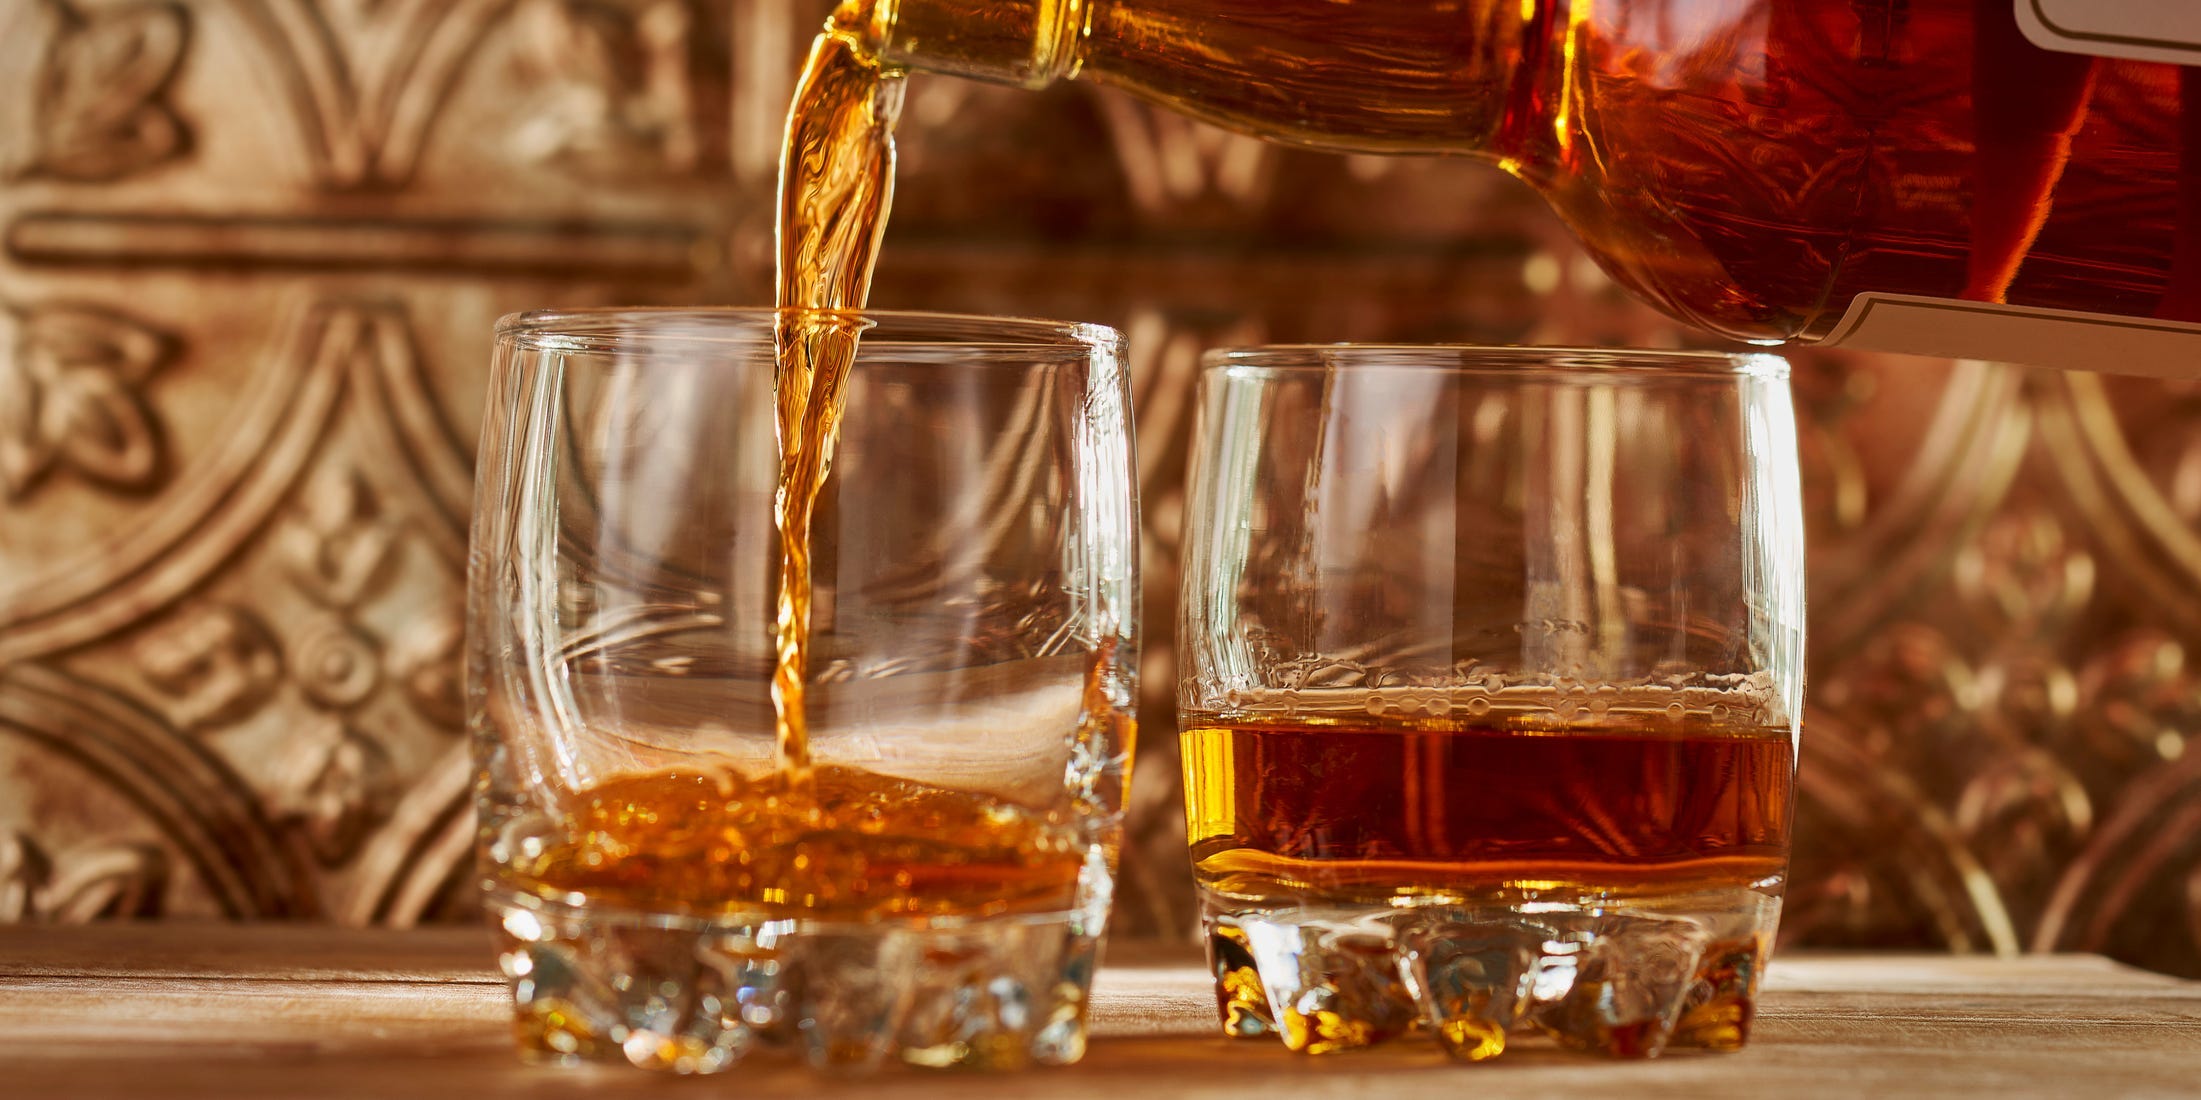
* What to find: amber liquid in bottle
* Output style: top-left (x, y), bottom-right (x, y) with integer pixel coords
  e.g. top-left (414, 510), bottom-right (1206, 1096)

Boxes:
top-left (871, 0), bottom-right (2201, 355)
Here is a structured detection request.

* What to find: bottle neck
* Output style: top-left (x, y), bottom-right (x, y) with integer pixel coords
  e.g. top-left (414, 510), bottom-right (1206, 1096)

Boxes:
top-left (865, 0), bottom-right (1085, 89)
top-left (863, 0), bottom-right (1541, 160)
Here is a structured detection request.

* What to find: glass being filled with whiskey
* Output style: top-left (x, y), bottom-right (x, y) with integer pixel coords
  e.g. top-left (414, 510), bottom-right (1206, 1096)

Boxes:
top-left (468, 308), bottom-right (1137, 1073)
top-left (1179, 346), bottom-right (1804, 1061)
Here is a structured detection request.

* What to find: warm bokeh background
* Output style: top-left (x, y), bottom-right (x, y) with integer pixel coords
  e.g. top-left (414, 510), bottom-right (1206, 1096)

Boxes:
top-left (5, 0), bottom-right (2201, 976)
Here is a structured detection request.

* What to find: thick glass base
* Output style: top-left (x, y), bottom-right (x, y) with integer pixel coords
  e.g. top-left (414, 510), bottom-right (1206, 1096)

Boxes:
top-left (491, 889), bottom-right (1105, 1073)
top-left (1201, 886), bottom-right (1781, 1061)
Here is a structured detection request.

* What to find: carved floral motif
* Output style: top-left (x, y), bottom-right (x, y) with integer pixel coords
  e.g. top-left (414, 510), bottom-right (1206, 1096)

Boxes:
top-left (278, 467), bottom-right (404, 609)
top-left (134, 605), bottom-right (283, 731)
top-left (238, 0), bottom-right (512, 189)
top-left (0, 300), bottom-right (173, 500)
top-left (268, 717), bottom-right (393, 867)
top-left (386, 609), bottom-right (465, 729)
top-left (508, 0), bottom-right (702, 174)
top-left (0, 831), bottom-right (166, 921)
top-left (1, 0), bottom-right (191, 182)
top-left (124, 453), bottom-right (458, 876)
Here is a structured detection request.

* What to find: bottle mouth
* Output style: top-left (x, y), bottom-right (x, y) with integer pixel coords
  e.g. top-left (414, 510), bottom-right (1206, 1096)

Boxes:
top-left (828, 0), bottom-right (892, 54)
top-left (868, 0), bottom-right (1084, 88)
top-left (1030, 0), bottom-right (1090, 82)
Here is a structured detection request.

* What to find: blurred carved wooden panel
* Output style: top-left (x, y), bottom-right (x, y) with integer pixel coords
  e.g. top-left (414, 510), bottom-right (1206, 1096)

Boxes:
top-left (3, 0), bottom-right (2199, 976)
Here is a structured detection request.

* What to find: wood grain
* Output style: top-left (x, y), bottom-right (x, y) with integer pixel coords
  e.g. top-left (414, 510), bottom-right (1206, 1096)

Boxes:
top-left (2, 926), bottom-right (2196, 1099)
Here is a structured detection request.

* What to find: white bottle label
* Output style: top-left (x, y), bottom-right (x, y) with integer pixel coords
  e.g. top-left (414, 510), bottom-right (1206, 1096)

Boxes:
top-left (1821, 293), bottom-right (2201, 378)
top-left (2016, 1), bottom-right (2201, 67)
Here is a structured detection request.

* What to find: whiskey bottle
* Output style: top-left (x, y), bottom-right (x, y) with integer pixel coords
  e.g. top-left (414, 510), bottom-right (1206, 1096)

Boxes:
top-left (850, 0), bottom-right (2201, 376)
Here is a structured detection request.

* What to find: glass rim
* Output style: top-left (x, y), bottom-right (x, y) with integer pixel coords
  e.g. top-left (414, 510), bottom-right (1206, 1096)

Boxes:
top-left (1200, 344), bottom-right (1789, 380)
top-left (494, 306), bottom-right (1120, 352)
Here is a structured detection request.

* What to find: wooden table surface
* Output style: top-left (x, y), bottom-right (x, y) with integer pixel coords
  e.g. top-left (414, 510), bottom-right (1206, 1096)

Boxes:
top-left (3, 925), bottom-right (2198, 1098)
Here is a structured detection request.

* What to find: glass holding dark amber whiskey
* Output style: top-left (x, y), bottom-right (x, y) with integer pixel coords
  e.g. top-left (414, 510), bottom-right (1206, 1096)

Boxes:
top-left (1177, 346), bottom-right (1806, 1060)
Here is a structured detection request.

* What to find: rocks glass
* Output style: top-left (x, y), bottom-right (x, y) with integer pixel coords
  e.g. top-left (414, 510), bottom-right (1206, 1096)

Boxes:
top-left (1178, 346), bottom-right (1805, 1060)
top-left (467, 309), bottom-right (1137, 1072)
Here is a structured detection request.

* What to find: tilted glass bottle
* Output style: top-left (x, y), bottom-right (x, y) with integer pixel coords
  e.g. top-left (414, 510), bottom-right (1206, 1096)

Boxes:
top-left (844, 0), bottom-right (2201, 376)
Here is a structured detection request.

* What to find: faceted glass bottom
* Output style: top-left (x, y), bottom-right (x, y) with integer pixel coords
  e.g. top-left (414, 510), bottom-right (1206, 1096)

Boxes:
top-left (1202, 886), bottom-right (1781, 1061)
top-left (490, 889), bottom-right (1105, 1073)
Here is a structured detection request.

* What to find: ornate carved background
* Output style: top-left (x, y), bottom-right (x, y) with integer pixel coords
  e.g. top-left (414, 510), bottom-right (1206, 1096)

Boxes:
top-left (3, 0), bottom-right (2199, 976)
